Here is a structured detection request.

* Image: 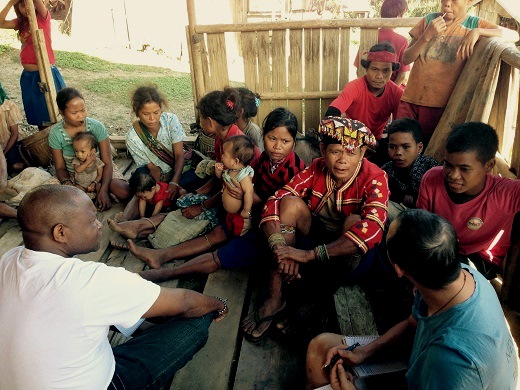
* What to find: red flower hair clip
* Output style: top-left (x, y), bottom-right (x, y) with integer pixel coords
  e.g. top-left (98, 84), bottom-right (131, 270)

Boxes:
top-left (226, 99), bottom-right (234, 110)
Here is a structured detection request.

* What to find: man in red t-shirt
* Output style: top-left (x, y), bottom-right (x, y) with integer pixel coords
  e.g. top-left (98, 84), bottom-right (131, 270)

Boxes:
top-left (353, 0), bottom-right (410, 88)
top-left (417, 122), bottom-right (520, 279)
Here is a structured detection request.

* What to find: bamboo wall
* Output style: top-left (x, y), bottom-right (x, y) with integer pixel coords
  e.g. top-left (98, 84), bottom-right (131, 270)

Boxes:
top-left (186, 11), bottom-right (420, 132)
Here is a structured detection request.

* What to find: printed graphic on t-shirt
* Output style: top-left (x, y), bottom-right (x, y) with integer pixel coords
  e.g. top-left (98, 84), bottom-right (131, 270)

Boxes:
top-left (466, 217), bottom-right (483, 230)
top-left (425, 36), bottom-right (462, 63)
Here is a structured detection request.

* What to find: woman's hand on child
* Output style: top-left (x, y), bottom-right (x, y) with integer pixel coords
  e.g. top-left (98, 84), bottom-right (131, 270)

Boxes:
top-left (224, 179), bottom-right (243, 200)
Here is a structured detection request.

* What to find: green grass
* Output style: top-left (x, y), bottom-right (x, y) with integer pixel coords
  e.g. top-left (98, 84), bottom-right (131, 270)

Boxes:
top-left (85, 76), bottom-right (193, 106)
top-left (54, 50), bottom-right (171, 73)
top-left (0, 44), bottom-right (14, 56)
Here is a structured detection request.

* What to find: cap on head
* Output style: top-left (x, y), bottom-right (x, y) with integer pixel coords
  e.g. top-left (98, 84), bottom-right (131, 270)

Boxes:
top-left (319, 117), bottom-right (376, 152)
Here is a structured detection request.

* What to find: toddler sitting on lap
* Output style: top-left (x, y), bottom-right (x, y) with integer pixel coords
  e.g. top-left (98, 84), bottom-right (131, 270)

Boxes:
top-left (71, 132), bottom-right (104, 196)
top-left (214, 135), bottom-right (255, 237)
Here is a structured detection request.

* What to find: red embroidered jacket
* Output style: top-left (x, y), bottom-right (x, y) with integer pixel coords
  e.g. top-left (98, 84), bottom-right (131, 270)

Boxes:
top-left (260, 157), bottom-right (389, 253)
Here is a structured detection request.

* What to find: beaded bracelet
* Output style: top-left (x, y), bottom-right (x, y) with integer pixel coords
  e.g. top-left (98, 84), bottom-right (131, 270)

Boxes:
top-left (214, 296), bottom-right (228, 317)
top-left (314, 244), bottom-right (330, 262)
top-left (61, 178), bottom-right (73, 185)
top-left (169, 181), bottom-right (179, 187)
top-left (268, 233), bottom-right (286, 250)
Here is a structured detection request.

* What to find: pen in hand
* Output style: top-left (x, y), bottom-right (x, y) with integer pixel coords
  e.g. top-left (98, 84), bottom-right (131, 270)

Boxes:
top-left (322, 342), bottom-right (360, 369)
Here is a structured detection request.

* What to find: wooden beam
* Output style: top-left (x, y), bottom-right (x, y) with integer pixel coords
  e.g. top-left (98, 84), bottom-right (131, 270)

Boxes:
top-left (194, 17), bottom-right (421, 34)
top-left (259, 90), bottom-right (340, 99)
top-left (186, 0), bottom-right (205, 105)
top-left (24, 0), bottom-right (59, 125)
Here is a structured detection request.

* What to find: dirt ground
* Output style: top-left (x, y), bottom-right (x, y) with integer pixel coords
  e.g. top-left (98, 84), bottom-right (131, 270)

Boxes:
top-left (0, 48), bottom-right (196, 137)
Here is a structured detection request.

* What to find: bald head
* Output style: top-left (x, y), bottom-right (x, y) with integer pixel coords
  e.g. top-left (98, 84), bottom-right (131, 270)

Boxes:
top-left (18, 185), bottom-right (101, 255)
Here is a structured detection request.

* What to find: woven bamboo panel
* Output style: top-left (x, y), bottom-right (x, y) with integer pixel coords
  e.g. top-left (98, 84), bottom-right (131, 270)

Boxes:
top-left (272, 29), bottom-right (288, 112)
top-left (206, 33), bottom-right (229, 91)
top-left (305, 28), bottom-right (321, 131)
top-left (321, 28), bottom-right (340, 119)
top-left (288, 29), bottom-right (303, 132)
top-left (256, 30), bottom-right (272, 126)
top-left (339, 28), bottom-right (351, 91)
top-left (356, 28), bottom-right (378, 78)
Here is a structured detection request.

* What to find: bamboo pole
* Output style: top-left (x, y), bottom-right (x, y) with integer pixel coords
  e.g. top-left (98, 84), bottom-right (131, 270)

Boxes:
top-left (24, 0), bottom-right (58, 125)
top-left (259, 91), bottom-right (341, 99)
top-left (186, 0), bottom-right (205, 105)
top-left (193, 17), bottom-right (421, 34)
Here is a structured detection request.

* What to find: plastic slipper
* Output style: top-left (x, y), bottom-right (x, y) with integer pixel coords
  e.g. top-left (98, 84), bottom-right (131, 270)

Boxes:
top-left (243, 304), bottom-right (287, 343)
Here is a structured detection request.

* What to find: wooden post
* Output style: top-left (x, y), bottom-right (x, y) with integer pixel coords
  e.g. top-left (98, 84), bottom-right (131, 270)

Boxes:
top-left (186, 0), bottom-right (206, 108)
top-left (24, 0), bottom-right (59, 125)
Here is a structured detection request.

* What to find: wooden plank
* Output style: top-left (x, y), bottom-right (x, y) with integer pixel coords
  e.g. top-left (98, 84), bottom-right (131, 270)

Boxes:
top-left (321, 28), bottom-right (340, 118)
top-left (256, 30), bottom-right (272, 126)
top-left (488, 62), bottom-right (510, 143)
top-left (171, 269), bottom-right (250, 390)
top-left (206, 33), bottom-right (230, 91)
top-left (288, 28), bottom-right (303, 132)
top-left (304, 28), bottom-right (321, 132)
top-left (339, 28), bottom-right (351, 94)
top-left (271, 29), bottom-right (288, 111)
top-left (193, 17), bottom-right (422, 34)
top-left (356, 28), bottom-right (379, 78)
top-left (186, 0), bottom-right (206, 104)
top-left (0, 224), bottom-right (22, 258)
top-left (241, 31), bottom-right (258, 93)
top-left (233, 279), bottom-right (304, 389)
top-left (334, 285), bottom-right (378, 336)
top-left (0, 219), bottom-right (18, 241)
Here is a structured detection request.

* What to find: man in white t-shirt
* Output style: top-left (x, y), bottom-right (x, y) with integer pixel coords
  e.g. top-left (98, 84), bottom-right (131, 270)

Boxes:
top-left (0, 185), bottom-right (228, 389)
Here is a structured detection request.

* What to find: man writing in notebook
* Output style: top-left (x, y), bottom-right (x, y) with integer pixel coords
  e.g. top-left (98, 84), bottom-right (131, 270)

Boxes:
top-left (0, 185), bottom-right (228, 389)
top-left (306, 209), bottom-right (517, 389)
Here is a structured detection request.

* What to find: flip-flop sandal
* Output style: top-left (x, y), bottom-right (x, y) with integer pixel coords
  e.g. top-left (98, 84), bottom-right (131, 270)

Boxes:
top-left (243, 304), bottom-right (287, 343)
top-left (243, 312), bottom-right (277, 343)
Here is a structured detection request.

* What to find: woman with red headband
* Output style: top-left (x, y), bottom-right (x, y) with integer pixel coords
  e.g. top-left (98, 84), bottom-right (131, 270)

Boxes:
top-left (325, 42), bottom-right (403, 142)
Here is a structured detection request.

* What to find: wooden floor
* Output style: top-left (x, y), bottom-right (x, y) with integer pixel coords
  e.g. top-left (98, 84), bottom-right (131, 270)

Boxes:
top-left (1, 155), bottom-right (519, 389)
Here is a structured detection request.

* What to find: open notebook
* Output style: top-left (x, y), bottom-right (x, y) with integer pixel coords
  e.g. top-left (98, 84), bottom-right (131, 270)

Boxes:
top-left (315, 335), bottom-right (408, 390)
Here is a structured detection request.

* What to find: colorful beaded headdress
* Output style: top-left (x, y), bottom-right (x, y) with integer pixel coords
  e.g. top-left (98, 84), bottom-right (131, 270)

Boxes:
top-left (318, 117), bottom-right (376, 152)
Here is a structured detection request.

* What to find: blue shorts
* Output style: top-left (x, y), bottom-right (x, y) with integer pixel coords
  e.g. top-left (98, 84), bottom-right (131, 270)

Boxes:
top-left (20, 66), bottom-right (66, 127)
top-left (217, 228), bottom-right (266, 269)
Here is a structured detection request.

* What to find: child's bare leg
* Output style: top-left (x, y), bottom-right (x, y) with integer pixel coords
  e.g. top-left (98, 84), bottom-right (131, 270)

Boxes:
top-left (128, 225), bottom-right (227, 268)
top-left (0, 202), bottom-right (17, 219)
top-left (138, 251), bottom-right (221, 282)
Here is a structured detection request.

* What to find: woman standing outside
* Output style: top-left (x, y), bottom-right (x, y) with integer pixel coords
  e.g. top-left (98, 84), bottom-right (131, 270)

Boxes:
top-left (49, 87), bottom-right (129, 211)
top-left (0, 0), bottom-right (66, 129)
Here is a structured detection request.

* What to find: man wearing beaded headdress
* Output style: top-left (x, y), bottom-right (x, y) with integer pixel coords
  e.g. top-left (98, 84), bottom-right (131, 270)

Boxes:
top-left (242, 117), bottom-right (389, 342)
top-left (325, 42), bottom-right (403, 142)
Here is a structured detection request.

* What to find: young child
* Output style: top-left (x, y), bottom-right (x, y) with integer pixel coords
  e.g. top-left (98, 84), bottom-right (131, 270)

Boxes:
top-left (417, 122), bottom-right (520, 279)
top-left (397, 0), bottom-right (519, 146)
top-left (354, 0), bottom-right (411, 88)
top-left (214, 135), bottom-right (255, 237)
top-left (0, 0), bottom-right (66, 129)
top-left (236, 87), bottom-right (263, 151)
top-left (129, 166), bottom-right (177, 218)
top-left (381, 118), bottom-right (439, 220)
top-left (71, 132), bottom-right (104, 196)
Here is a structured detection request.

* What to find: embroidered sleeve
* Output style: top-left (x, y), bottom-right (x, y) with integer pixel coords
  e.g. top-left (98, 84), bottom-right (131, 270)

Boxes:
top-left (260, 164), bottom-right (315, 225)
top-left (344, 171), bottom-right (389, 253)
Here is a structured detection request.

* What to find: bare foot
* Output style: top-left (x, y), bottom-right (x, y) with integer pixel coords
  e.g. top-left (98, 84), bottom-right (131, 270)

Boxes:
top-left (128, 240), bottom-right (163, 269)
top-left (139, 268), bottom-right (176, 283)
top-left (107, 218), bottom-right (139, 239)
top-left (109, 232), bottom-right (131, 249)
top-left (242, 298), bottom-right (286, 339)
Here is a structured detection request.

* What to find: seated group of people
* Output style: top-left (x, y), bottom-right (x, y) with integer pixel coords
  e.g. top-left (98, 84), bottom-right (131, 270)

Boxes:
top-left (0, 0), bottom-right (519, 388)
